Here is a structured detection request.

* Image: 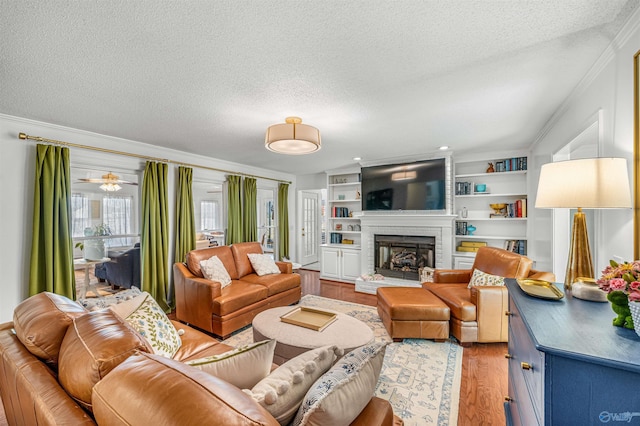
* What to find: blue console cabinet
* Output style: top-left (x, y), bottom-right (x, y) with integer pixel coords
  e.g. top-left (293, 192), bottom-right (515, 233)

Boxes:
top-left (505, 279), bottom-right (640, 425)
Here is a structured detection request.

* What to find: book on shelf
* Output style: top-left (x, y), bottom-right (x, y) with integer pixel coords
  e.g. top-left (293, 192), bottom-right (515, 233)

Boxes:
top-left (460, 241), bottom-right (487, 248)
top-left (503, 239), bottom-right (526, 255)
top-left (456, 246), bottom-right (479, 252)
top-left (455, 221), bottom-right (468, 235)
top-left (455, 181), bottom-right (473, 195)
top-left (331, 206), bottom-right (350, 217)
top-left (329, 233), bottom-right (343, 244)
top-left (493, 156), bottom-right (527, 173)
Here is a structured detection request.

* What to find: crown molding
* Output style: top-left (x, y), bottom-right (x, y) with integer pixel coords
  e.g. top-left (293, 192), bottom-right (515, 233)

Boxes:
top-left (531, 6), bottom-right (640, 150)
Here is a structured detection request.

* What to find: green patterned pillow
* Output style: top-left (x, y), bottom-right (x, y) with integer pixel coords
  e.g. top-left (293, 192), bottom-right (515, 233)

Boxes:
top-left (110, 292), bottom-right (182, 358)
top-left (468, 268), bottom-right (506, 288)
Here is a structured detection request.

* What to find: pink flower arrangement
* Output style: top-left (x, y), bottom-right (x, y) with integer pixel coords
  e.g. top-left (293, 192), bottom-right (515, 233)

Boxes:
top-left (597, 260), bottom-right (640, 302)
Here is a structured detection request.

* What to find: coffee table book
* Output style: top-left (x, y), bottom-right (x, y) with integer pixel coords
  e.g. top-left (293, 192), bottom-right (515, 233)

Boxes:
top-left (280, 307), bottom-right (338, 331)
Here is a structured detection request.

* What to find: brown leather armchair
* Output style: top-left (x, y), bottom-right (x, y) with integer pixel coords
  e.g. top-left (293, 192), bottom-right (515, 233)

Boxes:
top-left (424, 247), bottom-right (555, 345)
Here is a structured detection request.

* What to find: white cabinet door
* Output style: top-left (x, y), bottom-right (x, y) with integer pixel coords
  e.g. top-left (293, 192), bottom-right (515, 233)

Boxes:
top-left (454, 256), bottom-right (475, 270)
top-left (341, 249), bottom-right (361, 281)
top-left (320, 247), bottom-right (341, 279)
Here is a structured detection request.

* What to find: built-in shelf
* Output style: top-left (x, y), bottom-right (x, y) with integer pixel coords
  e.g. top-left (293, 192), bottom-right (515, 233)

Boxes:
top-left (455, 193), bottom-right (527, 198)
top-left (455, 235), bottom-right (527, 240)
top-left (455, 217), bottom-right (527, 222)
top-left (454, 155), bottom-right (529, 256)
top-left (455, 170), bottom-right (527, 179)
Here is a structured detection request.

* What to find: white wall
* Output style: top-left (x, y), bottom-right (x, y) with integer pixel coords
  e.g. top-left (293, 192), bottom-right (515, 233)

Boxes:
top-left (530, 10), bottom-right (640, 277)
top-left (0, 114), bottom-right (296, 322)
top-left (296, 172), bottom-right (327, 190)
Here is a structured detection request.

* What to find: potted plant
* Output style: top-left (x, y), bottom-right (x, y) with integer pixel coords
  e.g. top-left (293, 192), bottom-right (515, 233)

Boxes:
top-left (79, 223), bottom-right (112, 261)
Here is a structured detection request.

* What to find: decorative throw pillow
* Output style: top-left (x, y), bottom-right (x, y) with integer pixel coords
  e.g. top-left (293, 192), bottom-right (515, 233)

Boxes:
top-left (246, 345), bottom-right (340, 426)
top-left (468, 268), bottom-right (506, 288)
top-left (186, 339), bottom-right (276, 389)
top-left (199, 255), bottom-right (232, 288)
top-left (247, 253), bottom-right (281, 276)
top-left (109, 292), bottom-right (182, 358)
top-left (291, 342), bottom-right (387, 426)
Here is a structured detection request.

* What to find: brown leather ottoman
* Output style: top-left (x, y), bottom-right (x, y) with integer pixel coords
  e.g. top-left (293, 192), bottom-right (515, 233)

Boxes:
top-left (376, 287), bottom-right (450, 342)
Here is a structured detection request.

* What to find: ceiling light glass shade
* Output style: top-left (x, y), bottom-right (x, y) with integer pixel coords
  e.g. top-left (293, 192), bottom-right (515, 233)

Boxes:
top-left (265, 117), bottom-right (321, 155)
top-left (100, 182), bottom-right (122, 192)
top-left (535, 158), bottom-right (631, 209)
top-left (391, 171), bottom-right (417, 181)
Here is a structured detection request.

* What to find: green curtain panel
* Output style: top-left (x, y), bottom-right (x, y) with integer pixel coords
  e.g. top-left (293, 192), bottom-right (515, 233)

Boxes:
top-left (278, 183), bottom-right (289, 260)
top-left (174, 166), bottom-right (195, 263)
top-left (226, 175), bottom-right (243, 244)
top-left (141, 161), bottom-right (171, 311)
top-left (243, 177), bottom-right (257, 242)
top-left (29, 144), bottom-right (76, 299)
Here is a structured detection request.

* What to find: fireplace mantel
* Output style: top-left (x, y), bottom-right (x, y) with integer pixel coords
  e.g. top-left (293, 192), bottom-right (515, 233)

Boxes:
top-left (357, 212), bottom-right (456, 276)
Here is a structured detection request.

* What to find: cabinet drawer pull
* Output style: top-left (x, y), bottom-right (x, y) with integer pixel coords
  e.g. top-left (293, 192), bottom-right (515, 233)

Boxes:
top-left (505, 311), bottom-right (512, 316)
top-left (505, 353), bottom-right (513, 359)
top-left (504, 396), bottom-right (513, 402)
top-left (521, 362), bottom-right (532, 370)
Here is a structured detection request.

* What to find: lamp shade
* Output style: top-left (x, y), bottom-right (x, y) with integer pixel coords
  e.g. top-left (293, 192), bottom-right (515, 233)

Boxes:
top-left (265, 117), bottom-right (321, 155)
top-left (535, 158), bottom-right (632, 209)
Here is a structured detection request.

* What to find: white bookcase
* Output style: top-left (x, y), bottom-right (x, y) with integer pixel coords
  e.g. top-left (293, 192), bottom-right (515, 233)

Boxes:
top-left (321, 169), bottom-right (362, 282)
top-left (453, 155), bottom-right (528, 266)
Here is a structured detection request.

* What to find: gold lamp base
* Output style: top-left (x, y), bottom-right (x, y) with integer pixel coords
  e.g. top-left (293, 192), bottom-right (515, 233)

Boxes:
top-left (565, 209), bottom-right (594, 290)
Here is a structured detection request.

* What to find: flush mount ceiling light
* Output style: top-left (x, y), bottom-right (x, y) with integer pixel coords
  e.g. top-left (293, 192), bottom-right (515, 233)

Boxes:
top-left (265, 117), bottom-right (321, 155)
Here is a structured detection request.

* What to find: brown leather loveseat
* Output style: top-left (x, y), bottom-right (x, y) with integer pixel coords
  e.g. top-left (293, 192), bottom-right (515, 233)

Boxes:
top-left (424, 247), bottom-right (555, 345)
top-left (0, 292), bottom-right (398, 425)
top-left (174, 242), bottom-right (301, 338)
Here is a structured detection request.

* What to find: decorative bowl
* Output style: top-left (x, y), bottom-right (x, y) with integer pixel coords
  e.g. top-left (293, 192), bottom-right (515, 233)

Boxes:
top-left (466, 224), bottom-right (476, 235)
top-left (489, 203), bottom-right (506, 215)
top-left (475, 184), bottom-right (487, 192)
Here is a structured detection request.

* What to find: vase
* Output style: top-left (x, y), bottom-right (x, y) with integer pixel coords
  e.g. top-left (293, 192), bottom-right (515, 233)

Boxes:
top-left (629, 301), bottom-right (640, 338)
top-left (607, 290), bottom-right (635, 330)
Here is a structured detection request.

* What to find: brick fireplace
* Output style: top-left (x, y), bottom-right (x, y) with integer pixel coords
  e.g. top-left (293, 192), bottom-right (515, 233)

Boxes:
top-left (355, 212), bottom-right (456, 294)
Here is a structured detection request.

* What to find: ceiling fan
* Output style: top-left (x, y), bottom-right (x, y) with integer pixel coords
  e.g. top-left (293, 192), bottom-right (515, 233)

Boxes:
top-left (77, 172), bottom-right (138, 192)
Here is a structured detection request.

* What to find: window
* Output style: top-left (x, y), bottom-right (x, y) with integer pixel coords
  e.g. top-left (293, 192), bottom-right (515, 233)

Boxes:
top-left (258, 188), bottom-right (276, 255)
top-left (200, 200), bottom-right (220, 231)
top-left (103, 195), bottom-right (133, 247)
top-left (71, 193), bottom-right (90, 237)
top-left (71, 167), bottom-right (139, 256)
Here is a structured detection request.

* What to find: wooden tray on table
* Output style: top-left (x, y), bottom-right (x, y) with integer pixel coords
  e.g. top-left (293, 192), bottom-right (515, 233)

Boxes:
top-left (280, 307), bottom-right (338, 331)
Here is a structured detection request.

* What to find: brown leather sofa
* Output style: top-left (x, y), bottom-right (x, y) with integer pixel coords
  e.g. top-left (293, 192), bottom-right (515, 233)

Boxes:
top-left (174, 242), bottom-right (301, 338)
top-left (0, 292), bottom-right (398, 425)
top-left (424, 247), bottom-right (556, 345)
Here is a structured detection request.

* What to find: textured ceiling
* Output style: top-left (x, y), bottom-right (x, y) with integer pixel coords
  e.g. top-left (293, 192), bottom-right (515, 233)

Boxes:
top-left (1, 1), bottom-right (638, 175)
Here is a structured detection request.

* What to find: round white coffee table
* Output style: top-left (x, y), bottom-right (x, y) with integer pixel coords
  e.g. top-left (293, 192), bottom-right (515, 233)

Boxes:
top-left (253, 306), bottom-right (374, 365)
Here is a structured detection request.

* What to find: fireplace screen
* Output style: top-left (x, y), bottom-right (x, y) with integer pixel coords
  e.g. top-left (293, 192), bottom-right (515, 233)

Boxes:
top-left (374, 235), bottom-right (435, 281)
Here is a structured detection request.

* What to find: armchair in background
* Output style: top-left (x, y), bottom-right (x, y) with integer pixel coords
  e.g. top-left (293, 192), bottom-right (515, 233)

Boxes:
top-left (425, 246), bottom-right (555, 345)
top-left (94, 243), bottom-right (141, 289)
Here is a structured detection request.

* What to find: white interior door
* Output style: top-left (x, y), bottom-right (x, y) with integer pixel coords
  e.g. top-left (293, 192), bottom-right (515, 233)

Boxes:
top-left (298, 190), bottom-right (321, 265)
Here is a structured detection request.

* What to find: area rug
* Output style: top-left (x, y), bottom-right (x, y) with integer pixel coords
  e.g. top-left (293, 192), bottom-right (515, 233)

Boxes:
top-left (222, 295), bottom-right (463, 425)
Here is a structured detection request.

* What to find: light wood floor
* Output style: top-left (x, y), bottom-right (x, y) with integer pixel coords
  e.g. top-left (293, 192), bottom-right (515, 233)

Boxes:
top-left (0, 269), bottom-right (507, 426)
top-left (299, 269), bottom-right (508, 426)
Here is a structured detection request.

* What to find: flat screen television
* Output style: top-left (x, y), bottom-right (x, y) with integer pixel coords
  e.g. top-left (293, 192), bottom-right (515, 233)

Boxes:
top-left (361, 158), bottom-right (447, 211)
